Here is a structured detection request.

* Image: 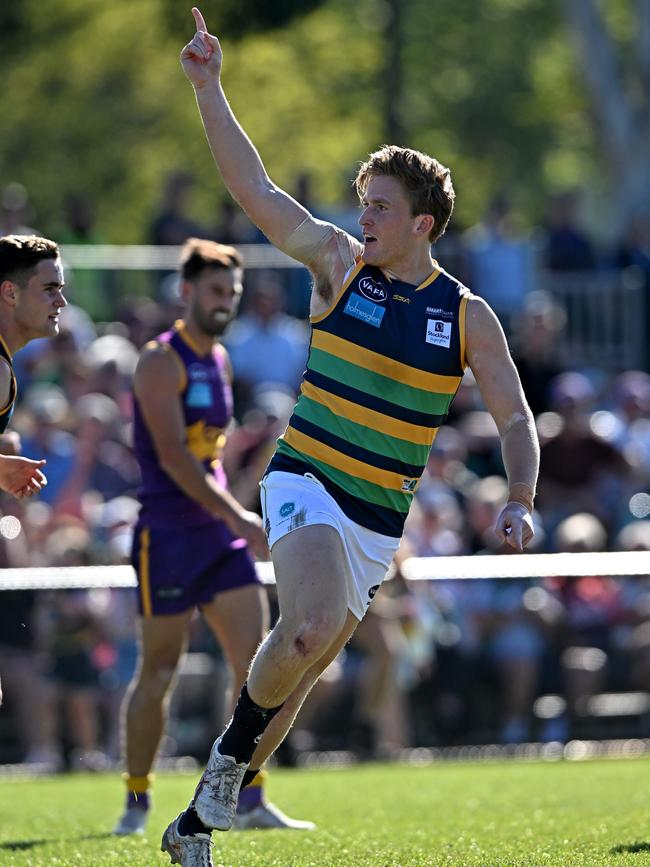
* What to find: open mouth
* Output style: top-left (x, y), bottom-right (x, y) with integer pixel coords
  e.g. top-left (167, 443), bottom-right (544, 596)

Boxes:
top-left (364, 235), bottom-right (377, 245)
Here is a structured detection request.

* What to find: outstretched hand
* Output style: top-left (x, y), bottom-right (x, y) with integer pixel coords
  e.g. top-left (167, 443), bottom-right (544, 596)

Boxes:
top-left (180, 7), bottom-right (223, 89)
top-left (0, 455), bottom-right (47, 500)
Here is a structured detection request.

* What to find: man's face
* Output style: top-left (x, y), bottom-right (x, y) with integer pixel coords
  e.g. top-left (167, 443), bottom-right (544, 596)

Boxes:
top-left (187, 266), bottom-right (243, 337)
top-left (14, 258), bottom-right (67, 339)
top-left (358, 175), bottom-right (425, 270)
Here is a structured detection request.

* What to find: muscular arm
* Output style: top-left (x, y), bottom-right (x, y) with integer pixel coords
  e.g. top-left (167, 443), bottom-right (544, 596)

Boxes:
top-left (181, 8), bottom-right (311, 253)
top-left (0, 363), bottom-right (47, 498)
top-left (465, 296), bottom-right (540, 550)
top-left (134, 345), bottom-right (267, 557)
top-left (193, 85), bottom-right (312, 252)
top-left (180, 7), bottom-right (360, 303)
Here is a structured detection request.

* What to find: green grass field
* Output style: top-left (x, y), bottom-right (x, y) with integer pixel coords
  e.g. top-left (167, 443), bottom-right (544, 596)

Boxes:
top-left (1, 759), bottom-right (650, 866)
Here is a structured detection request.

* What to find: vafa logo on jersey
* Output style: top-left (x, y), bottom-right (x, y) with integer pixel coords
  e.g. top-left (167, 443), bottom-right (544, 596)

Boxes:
top-left (358, 276), bottom-right (387, 303)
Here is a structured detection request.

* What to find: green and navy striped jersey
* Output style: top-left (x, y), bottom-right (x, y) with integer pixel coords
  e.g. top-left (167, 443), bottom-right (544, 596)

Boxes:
top-left (266, 259), bottom-right (471, 537)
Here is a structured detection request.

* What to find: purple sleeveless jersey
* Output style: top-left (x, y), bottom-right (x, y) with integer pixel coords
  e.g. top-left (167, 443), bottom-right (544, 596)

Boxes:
top-left (133, 320), bottom-right (233, 527)
top-left (131, 321), bottom-right (259, 616)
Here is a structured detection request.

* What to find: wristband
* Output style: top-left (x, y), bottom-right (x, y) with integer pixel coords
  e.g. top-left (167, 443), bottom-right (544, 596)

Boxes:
top-left (507, 482), bottom-right (535, 513)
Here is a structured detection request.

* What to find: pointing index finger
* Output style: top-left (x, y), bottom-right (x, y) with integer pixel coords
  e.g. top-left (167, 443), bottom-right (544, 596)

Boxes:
top-left (192, 6), bottom-right (207, 33)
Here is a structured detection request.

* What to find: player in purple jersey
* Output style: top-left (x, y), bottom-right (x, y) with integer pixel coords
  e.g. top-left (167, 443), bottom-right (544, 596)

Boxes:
top-left (114, 238), bottom-right (314, 842)
top-left (163, 9), bottom-right (540, 865)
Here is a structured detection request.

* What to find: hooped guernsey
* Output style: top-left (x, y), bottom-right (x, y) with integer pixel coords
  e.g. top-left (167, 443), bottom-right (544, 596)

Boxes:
top-left (266, 257), bottom-right (471, 538)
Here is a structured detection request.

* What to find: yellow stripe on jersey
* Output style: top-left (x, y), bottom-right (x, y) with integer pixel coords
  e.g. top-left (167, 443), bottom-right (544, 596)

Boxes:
top-left (139, 527), bottom-right (153, 618)
top-left (311, 330), bottom-right (462, 394)
top-left (414, 267), bottom-right (441, 291)
top-left (283, 426), bottom-right (418, 492)
top-left (300, 379), bottom-right (436, 446)
top-left (459, 292), bottom-right (470, 370)
top-left (176, 319), bottom-right (207, 357)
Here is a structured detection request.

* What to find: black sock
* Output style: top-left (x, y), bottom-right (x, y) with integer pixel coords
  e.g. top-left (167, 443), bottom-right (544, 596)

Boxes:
top-left (219, 684), bottom-right (283, 765)
top-left (240, 768), bottom-right (260, 791)
top-left (177, 805), bottom-right (212, 837)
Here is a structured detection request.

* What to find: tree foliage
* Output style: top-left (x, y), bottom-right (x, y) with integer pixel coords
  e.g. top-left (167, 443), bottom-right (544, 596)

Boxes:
top-left (159, 0), bottom-right (327, 39)
top-left (0, 0), bottom-right (645, 242)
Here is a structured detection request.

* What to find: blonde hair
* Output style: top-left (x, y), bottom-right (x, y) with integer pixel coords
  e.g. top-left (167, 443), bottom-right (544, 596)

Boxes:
top-left (355, 145), bottom-right (455, 243)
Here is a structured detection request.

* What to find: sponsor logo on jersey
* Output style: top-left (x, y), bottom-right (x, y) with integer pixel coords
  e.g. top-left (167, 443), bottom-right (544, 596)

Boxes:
top-left (344, 293), bottom-right (386, 328)
top-left (186, 363), bottom-right (214, 407)
top-left (280, 501), bottom-right (295, 518)
top-left (392, 294), bottom-right (411, 304)
top-left (368, 584), bottom-right (380, 600)
top-left (426, 318), bottom-right (452, 348)
top-left (426, 307), bottom-right (455, 319)
top-left (359, 276), bottom-right (388, 303)
top-left (186, 382), bottom-right (213, 408)
top-left (401, 478), bottom-right (418, 493)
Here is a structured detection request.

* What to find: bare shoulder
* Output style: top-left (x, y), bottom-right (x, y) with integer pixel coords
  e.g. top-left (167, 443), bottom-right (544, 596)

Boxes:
top-left (465, 295), bottom-right (508, 360)
top-left (0, 358), bottom-right (13, 409)
top-left (217, 343), bottom-right (234, 382)
top-left (310, 228), bottom-right (363, 316)
top-left (134, 342), bottom-right (183, 395)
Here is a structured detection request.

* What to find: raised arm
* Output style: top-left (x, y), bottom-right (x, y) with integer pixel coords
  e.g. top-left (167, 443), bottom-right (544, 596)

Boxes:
top-left (465, 296), bottom-right (540, 551)
top-left (181, 7), bottom-right (313, 256)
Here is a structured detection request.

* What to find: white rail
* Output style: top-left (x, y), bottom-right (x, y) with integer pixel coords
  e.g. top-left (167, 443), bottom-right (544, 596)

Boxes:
top-left (1, 551), bottom-right (648, 590)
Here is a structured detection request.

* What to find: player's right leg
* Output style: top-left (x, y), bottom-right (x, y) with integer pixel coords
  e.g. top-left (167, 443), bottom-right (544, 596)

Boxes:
top-left (192, 523), bottom-right (351, 831)
top-left (247, 605), bottom-right (360, 770)
top-left (113, 610), bottom-right (192, 835)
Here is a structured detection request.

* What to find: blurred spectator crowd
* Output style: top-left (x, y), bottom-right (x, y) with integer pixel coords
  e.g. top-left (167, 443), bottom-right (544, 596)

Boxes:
top-left (2, 173), bottom-right (650, 771)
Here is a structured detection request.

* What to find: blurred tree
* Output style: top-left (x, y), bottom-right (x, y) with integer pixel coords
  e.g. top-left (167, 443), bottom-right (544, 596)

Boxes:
top-left (0, 0), bottom-right (645, 247)
top-left (562, 0), bottom-right (650, 231)
top-left (382, 0), bottom-right (406, 143)
top-left (160, 0), bottom-right (327, 38)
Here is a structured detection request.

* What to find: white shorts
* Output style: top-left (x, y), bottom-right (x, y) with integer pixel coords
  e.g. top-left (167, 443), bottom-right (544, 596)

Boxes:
top-left (260, 471), bottom-right (400, 621)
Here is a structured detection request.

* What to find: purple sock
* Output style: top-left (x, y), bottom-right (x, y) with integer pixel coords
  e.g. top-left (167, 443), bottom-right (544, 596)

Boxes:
top-left (127, 791), bottom-right (150, 811)
top-left (237, 784), bottom-right (263, 814)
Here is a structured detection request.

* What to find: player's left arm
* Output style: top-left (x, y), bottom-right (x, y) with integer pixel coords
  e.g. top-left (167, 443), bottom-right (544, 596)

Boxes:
top-left (465, 296), bottom-right (540, 551)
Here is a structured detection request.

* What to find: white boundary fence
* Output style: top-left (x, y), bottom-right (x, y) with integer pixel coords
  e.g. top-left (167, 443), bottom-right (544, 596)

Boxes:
top-left (60, 244), bottom-right (304, 271)
top-left (59, 246), bottom-right (647, 371)
top-left (1, 551), bottom-right (649, 591)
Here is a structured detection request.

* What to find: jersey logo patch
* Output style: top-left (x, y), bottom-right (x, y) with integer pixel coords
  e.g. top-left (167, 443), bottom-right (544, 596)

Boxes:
top-left (358, 276), bottom-right (387, 303)
top-left (186, 382), bottom-right (213, 407)
top-left (426, 319), bottom-right (452, 348)
top-left (426, 307), bottom-right (455, 319)
top-left (344, 293), bottom-right (386, 328)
